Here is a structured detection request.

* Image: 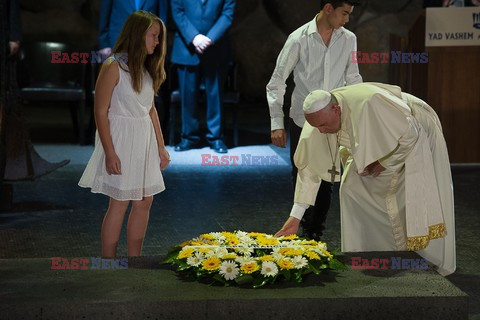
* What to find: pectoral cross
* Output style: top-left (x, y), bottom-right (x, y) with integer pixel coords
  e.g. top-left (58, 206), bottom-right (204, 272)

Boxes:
top-left (328, 165), bottom-right (340, 183)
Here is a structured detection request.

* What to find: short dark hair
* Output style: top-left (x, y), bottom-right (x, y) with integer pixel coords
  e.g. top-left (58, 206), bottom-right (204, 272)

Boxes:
top-left (321, 0), bottom-right (361, 9)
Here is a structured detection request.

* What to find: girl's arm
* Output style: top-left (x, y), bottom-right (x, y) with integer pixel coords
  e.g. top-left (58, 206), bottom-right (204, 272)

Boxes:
top-left (149, 102), bottom-right (170, 170)
top-left (94, 61), bottom-right (121, 175)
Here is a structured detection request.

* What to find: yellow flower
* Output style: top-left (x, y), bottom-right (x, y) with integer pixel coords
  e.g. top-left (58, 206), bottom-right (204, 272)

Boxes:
top-left (221, 253), bottom-right (238, 260)
top-left (277, 258), bottom-right (294, 270)
top-left (258, 255), bottom-right (275, 262)
top-left (190, 241), bottom-right (206, 246)
top-left (200, 233), bottom-right (215, 240)
top-left (283, 248), bottom-right (304, 256)
top-left (221, 231), bottom-right (235, 238)
top-left (279, 248), bottom-right (290, 255)
top-left (202, 257), bottom-right (221, 271)
top-left (281, 234), bottom-right (299, 240)
top-left (301, 244), bottom-right (317, 250)
top-left (226, 236), bottom-right (240, 246)
top-left (178, 248), bottom-right (194, 259)
top-left (198, 248), bottom-right (212, 254)
top-left (320, 249), bottom-right (333, 260)
top-left (304, 251), bottom-right (321, 260)
top-left (179, 241), bottom-right (191, 247)
top-left (257, 237), bottom-right (279, 246)
top-left (300, 240), bottom-right (318, 246)
top-left (248, 232), bottom-right (266, 238)
top-left (240, 262), bottom-right (260, 274)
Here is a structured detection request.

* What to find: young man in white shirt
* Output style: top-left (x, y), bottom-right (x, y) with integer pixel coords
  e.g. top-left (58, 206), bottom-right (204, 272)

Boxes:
top-left (266, 0), bottom-right (362, 240)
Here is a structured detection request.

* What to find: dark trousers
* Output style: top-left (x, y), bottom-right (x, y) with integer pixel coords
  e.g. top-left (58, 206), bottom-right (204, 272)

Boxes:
top-left (176, 64), bottom-right (225, 144)
top-left (289, 118), bottom-right (332, 239)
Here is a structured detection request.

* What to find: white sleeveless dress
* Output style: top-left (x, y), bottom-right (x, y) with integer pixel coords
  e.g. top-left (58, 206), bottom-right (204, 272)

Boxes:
top-left (78, 62), bottom-right (165, 200)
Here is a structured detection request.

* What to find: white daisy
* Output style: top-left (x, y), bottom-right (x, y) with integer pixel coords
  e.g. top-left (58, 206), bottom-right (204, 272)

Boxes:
top-left (204, 249), bottom-right (218, 258)
top-left (235, 256), bottom-right (255, 266)
top-left (186, 252), bottom-right (204, 267)
top-left (292, 255), bottom-right (308, 269)
top-left (237, 236), bottom-right (256, 247)
top-left (210, 232), bottom-right (226, 242)
top-left (317, 242), bottom-right (327, 251)
top-left (214, 247), bottom-right (229, 257)
top-left (260, 261), bottom-right (278, 277)
top-left (271, 248), bottom-right (284, 261)
top-left (235, 231), bottom-right (249, 238)
top-left (235, 247), bottom-right (254, 256)
top-left (219, 261), bottom-right (239, 280)
top-left (313, 242), bottom-right (328, 255)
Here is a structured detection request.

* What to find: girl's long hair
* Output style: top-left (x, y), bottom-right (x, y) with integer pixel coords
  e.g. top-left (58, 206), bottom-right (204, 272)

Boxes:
top-left (112, 10), bottom-right (166, 94)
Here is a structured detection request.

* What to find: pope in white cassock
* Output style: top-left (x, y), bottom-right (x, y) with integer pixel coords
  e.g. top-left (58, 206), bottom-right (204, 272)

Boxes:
top-left (275, 82), bottom-right (455, 276)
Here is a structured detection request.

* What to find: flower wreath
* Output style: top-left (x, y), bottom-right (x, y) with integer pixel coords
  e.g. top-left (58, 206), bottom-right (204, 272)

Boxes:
top-left (164, 231), bottom-right (346, 288)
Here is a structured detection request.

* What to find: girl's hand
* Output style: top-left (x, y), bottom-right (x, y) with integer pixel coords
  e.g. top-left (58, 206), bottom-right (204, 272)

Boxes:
top-left (105, 153), bottom-right (122, 175)
top-left (159, 147), bottom-right (170, 171)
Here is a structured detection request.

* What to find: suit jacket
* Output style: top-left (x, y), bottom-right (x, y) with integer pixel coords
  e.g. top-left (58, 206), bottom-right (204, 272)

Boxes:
top-left (171, 0), bottom-right (235, 66)
top-left (98, 0), bottom-right (168, 49)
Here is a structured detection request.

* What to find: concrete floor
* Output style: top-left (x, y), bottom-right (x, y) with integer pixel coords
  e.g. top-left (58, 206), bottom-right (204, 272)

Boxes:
top-left (0, 104), bottom-right (479, 319)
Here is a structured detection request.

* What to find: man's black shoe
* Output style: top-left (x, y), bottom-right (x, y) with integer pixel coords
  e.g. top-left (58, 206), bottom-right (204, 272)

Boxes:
top-left (174, 140), bottom-right (199, 151)
top-left (210, 140), bottom-right (228, 154)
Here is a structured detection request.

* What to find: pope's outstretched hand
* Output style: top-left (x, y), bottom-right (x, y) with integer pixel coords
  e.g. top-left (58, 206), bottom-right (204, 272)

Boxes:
top-left (275, 217), bottom-right (301, 237)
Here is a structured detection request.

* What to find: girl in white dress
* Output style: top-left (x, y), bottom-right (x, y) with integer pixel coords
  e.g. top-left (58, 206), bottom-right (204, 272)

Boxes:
top-left (79, 11), bottom-right (170, 258)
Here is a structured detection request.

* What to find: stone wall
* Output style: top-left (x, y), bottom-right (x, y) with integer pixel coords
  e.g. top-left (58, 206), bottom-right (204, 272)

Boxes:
top-left (18, 0), bottom-right (424, 101)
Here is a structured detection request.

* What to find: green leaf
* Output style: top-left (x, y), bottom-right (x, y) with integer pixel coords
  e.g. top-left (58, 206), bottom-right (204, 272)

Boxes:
top-left (301, 266), bottom-right (312, 275)
top-left (166, 245), bottom-right (182, 254)
top-left (293, 271), bottom-right (303, 283)
top-left (308, 263), bottom-right (321, 275)
top-left (213, 274), bottom-right (228, 285)
top-left (318, 263), bottom-right (328, 270)
top-left (329, 258), bottom-right (348, 271)
top-left (252, 276), bottom-right (269, 289)
top-left (176, 261), bottom-right (191, 271)
top-left (280, 269), bottom-right (291, 281)
top-left (235, 275), bottom-right (254, 285)
top-left (162, 249), bottom-right (181, 264)
top-left (329, 248), bottom-right (342, 256)
top-left (196, 269), bottom-right (210, 279)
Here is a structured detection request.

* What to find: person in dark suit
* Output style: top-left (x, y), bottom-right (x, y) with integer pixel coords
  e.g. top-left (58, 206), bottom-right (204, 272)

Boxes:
top-left (98, 0), bottom-right (168, 56)
top-left (171, 0), bottom-right (236, 153)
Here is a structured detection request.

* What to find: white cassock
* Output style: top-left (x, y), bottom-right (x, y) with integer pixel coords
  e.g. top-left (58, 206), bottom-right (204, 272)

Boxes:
top-left (294, 82), bottom-right (455, 276)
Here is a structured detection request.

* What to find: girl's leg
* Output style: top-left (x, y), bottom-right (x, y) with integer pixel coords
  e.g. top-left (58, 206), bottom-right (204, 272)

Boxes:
top-left (127, 196), bottom-right (153, 256)
top-left (101, 198), bottom-right (130, 258)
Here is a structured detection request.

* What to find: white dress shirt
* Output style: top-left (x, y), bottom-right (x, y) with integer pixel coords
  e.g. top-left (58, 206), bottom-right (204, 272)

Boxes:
top-left (266, 15), bottom-right (362, 131)
top-left (266, 15), bottom-right (362, 220)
